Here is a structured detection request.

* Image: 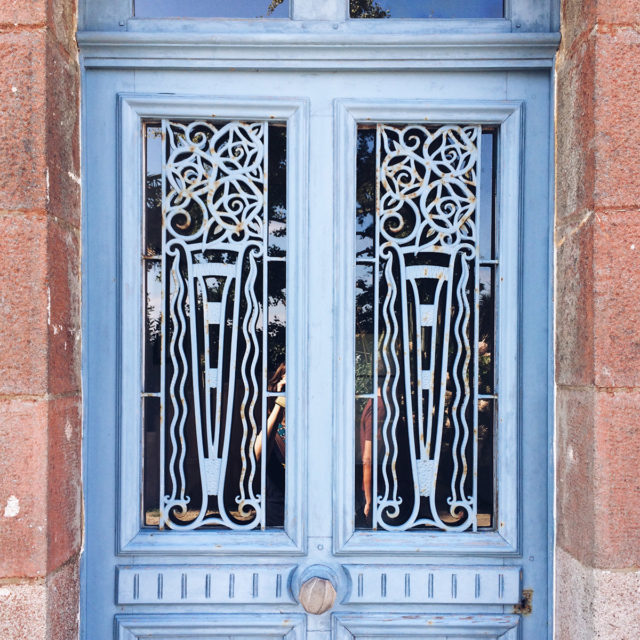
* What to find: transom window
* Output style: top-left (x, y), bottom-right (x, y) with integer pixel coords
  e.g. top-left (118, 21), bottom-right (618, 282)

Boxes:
top-left (350, 0), bottom-right (503, 19)
top-left (134, 0), bottom-right (504, 20)
top-left (135, 0), bottom-right (290, 19)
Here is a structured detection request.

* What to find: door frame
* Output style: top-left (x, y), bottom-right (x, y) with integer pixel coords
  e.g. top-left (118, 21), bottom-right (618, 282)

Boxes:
top-left (333, 98), bottom-right (524, 557)
top-left (116, 93), bottom-right (309, 556)
top-left (79, 8), bottom-right (559, 639)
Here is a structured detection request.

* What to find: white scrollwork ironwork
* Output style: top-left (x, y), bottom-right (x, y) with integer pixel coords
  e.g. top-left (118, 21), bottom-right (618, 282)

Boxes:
top-left (371, 123), bottom-right (480, 532)
top-left (159, 120), bottom-right (273, 530)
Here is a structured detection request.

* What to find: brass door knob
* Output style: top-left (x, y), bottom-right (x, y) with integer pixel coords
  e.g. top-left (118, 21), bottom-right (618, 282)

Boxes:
top-left (298, 576), bottom-right (337, 615)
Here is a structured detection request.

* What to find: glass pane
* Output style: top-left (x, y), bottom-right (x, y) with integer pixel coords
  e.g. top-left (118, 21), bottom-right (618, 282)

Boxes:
top-left (142, 120), bottom-right (287, 530)
top-left (268, 124), bottom-right (287, 257)
top-left (354, 123), bottom-right (495, 532)
top-left (355, 263), bottom-right (375, 395)
top-left (143, 396), bottom-right (160, 526)
top-left (350, 0), bottom-right (503, 19)
top-left (477, 399), bottom-right (495, 528)
top-left (478, 130), bottom-right (496, 261)
top-left (143, 259), bottom-right (162, 393)
top-left (135, 0), bottom-right (289, 18)
top-left (479, 266), bottom-right (495, 395)
top-left (356, 128), bottom-right (376, 259)
top-left (144, 124), bottom-right (162, 257)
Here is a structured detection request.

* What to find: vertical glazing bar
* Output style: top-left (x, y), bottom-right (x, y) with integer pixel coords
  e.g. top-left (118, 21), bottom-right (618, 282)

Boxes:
top-left (260, 124), bottom-right (269, 530)
top-left (372, 124), bottom-right (381, 530)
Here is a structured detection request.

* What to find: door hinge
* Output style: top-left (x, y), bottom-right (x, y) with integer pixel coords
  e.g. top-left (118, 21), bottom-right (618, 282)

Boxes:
top-left (513, 588), bottom-right (533, 615)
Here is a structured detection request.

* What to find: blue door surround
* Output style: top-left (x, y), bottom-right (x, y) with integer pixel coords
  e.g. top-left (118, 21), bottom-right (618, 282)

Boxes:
top-left (79, 3), bottom-right (559, 638)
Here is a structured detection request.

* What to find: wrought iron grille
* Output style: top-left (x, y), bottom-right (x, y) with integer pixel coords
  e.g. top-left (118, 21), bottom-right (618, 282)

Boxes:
top-left (143, 120), bottom-right (288, 530)
top-left (354, 123), bottom-right (496, 532)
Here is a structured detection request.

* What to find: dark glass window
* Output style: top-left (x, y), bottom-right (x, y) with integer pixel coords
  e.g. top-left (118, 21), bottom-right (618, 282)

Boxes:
top-left (142, 120), bottom-right (288, 530)
top-left (354, 123), bottom-right (498, 532)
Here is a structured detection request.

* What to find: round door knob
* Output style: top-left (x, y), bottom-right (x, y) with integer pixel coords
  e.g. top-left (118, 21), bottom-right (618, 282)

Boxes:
top-left (298, 576), bottom-right (337, 615)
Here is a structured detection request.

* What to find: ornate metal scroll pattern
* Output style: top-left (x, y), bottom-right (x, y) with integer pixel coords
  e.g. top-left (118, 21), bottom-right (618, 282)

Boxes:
top-left (374, 124), bottom-right (479, 532)
top-left (159, 120), bottom-right (268, 530)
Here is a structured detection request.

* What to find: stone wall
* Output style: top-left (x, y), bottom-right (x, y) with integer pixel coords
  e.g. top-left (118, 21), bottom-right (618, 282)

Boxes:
top-left (0, 0), bottom-right (81, 638)
top-left (556, 0), bottom-right (640, 637)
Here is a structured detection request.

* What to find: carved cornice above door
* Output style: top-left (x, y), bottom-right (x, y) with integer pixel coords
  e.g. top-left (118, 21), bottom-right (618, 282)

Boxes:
top-left (78, 30), bottom-right (560, 70)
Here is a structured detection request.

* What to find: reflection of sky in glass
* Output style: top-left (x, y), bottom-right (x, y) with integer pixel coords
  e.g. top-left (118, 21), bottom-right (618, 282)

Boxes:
top-left (135, 0), bottom-right (289, 18)
top-left (269, 299), bottom-right (286, 325)
top-left (146, 260), bottom-right (162, 315)
top-left (355, 263), bottom-right (373, 311)
top-left (356, 214), bottom-right (374, 258)
top-left (479, 266), bottom-right (492, 297)
top-left (146, 127), bottom-right (162, 176)
top-left (268, 219), bottom-right (287, 255)
top-left (356, 0), bottom-right (503, 19)
top-left (479, 132), bottom-right (494, 260)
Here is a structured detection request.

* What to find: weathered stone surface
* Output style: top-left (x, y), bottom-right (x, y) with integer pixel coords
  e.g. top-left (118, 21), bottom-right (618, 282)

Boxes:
top-left (556, 547), bottom-right (640, 640)
top-left (556, 208), bottom-right (640, 389)
top-left (555, 35), bottom-right (596, 223)
top-left (560, 1), bottom-right (595, 53)
top-left (556, 387), bottom-right (596, 563)
top-left (0, 556), bottom-right (79, 640)
top-left (0, 212), bottom-right (49, 395)
top-left (592, 209), bottom-right (640, 388)
top-left (0, 579), bottom-right (47, 639)
top-left (592, 28), bottom-right (640, 210)
top-left (557, 387), bottom-right (640, 570)
top-left (45, 33), bottom-right (81, 228)
top-left (47, 0), bottom-right (78, 56)
top-left (0, 31), bottom-right (47, 212)
top-left (0, 397), bottom-right (49, 578)
top-left (47, 396), bottom-right (82, 573)
top-left (47, 218), bottom-right (81, 396)
top-left (555, 214), bottom-right (595, 386)
top-left (47, 557), bottom-right (80, 640)
top-left (557, 3), bottom-right (640, 635)
top-left (0, 0), bottom-right (47, 27)
top-left (591, 389), bottom-right (640, 568)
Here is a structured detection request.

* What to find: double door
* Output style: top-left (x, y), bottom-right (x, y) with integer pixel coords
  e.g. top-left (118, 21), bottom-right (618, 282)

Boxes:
top-left (83, 65), bottom-right (553, 639)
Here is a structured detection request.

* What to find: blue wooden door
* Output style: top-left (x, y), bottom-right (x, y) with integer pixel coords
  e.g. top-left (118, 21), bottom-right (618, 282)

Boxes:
top-left (81, 10), bottom-right (555, 639)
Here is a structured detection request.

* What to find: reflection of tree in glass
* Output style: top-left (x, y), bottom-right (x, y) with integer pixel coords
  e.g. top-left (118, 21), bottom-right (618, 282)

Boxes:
top-left (356, 129), bottom-right (376, 259)
top-left (146, 175), bottom-right (161, 213)
top-left (268, 125), bottom-right (287, 257)
top-left (145, 172), bottom-right (162, 257)
top-left (266, 0), bottom-right (284, 14)
top-left (145, 260), bottom-right (162, 382)
top-left (267, 261), bottom-right (287, 378)
top-left (355, 268), bottom-right (374, 396)
top-left (145, 169), bottom-right (163, 388)
top-left (355, 129), bottom-right (377, 395)
top-left (350, 0), bottom-right (390, 18)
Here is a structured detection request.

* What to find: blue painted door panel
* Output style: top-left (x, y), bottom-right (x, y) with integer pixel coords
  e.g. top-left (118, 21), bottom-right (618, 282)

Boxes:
top-left (81, 62), bottom-right (553, 639)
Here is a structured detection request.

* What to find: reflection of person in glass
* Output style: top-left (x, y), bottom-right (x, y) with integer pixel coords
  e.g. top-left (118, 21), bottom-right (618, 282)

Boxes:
top-left (359, 386), bottom-right (385, 521)
top-left (254, 363), bottom-right (286, 527)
